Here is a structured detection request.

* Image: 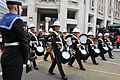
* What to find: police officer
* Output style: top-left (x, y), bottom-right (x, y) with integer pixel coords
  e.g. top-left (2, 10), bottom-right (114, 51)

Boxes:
top-left (98, 33), bottom-right (107, 61)
top-left (87, 31), bottom-right (99, 65)
top-left (68, 28), bottom-right (86, 71)
top-left (28, 24), bottom-right (39, 70)
top-left (0, 0), bottom-right (30, 80)
top-left (104, 33), bottom-right (114, 59)
top-left (48, 21), bottom-right (68, 80)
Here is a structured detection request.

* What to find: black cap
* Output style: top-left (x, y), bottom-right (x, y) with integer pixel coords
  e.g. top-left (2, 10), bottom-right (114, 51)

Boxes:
top-left (6, 1), bottom-right (22, 6)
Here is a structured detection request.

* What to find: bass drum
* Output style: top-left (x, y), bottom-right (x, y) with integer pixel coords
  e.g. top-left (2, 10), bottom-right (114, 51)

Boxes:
top-left (35, 46), bottom-right (45, 56)
top-left (61, 50), bottom-right (71, 64)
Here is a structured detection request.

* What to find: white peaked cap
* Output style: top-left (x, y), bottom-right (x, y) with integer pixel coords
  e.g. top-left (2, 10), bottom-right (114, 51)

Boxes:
top-left (72, 28), bottom-right (80, 33)
top-left (87, 31), bottom-right (93, 35)
top-left (39, 29), bottom-right (42, 32)
top-left (62, 29), bottom-right (67, 32)
top-left (53, 21), bottom-right (61, 27)
top-left (98, 33), bottom-right (103, 36)
top-left (29, 24), bottom-right (35, 27)
top-left (6, 0), bottom-right (18, 1)
top-left (49, 28), bottom-right (53, 32)
top-left (104, 33), bottom-right (110, 36)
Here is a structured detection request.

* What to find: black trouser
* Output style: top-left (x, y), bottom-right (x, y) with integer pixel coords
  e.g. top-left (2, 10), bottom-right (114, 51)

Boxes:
top-left (48, 52), bottom-right (66, 78)
top-left (44, 52), bottom-right (50, 60)
top-left (68, 51), bottom-right (84, 69)
top-left (30, 52), bottom-right (37, 68)
top-left (99, 49), bottom-right (106, 60)
top-left (89, 50), bottom-right (98, 64)
top-left (44, 52), bottom-right (54, 61)
top-left (108, 50), bottom-right (113, 58)
top-left (1, 64), bottom-right (23, 80)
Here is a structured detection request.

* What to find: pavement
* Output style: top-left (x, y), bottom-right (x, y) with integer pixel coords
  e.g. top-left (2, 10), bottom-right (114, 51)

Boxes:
top-left (0, 50), bottom-right (120, 80)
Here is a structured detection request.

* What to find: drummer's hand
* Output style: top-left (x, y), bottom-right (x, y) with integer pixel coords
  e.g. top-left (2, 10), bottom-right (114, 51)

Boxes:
top-left (26, 60), bottom-right (32, 67)
top-left (72, 40), bottom-right (76, 43)
top-left (29, 41), bottom-right (32, 46)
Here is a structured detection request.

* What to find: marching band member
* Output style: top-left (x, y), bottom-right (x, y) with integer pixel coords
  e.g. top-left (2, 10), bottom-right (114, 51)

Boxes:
top-left (87, 31), bottom-right (99, 65)
top-left (98, 33), bottom-right (108, 61)
top-left (27, 24), bottom-right (39, 70)
top-left (104, 33), bottom-right (114, 59)
top-left (43, 28), bottom-right (54, 61)
top-left (48, 21), bottom-right (68, 80)
top-left (68, 28), bottom-right (86, 71)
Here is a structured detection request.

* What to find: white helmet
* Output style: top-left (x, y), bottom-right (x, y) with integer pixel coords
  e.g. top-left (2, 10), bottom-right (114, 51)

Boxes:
top-left (87, 31), bottom-right (93, 35)
top-left (29, 24), bottom-right (35, 29)
top-left (39, 29), bottom-right (42, 32)
top-left (98, 33), bottom-right (103, 36)
top-left (62, 29), bottom-right (67, 32)
top-left (52, 21), bottom-right (61, 27)
top-left (104, 33), bottom-right (110, 36)
top-left (72, 28), bottom-right (80, 33)
top-left (49, 28), bottom-right (53, 32)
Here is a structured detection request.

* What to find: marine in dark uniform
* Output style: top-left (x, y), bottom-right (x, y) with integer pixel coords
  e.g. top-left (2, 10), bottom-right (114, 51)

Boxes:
top-left (43, 28), bottom-right (54, 61)
top-left (48, 21), bottom-right (68, 80)
top-left (27, 24), bottom-right (39, 70)
top-left (87, 32), bottom-right (99, 65)
top-left (68, 28), bottom-right (86, 71)
top-left (98, 33), bottom-right (107, 61)
top-left (0, 1), bottom-right (30, 80)
top-left (104, 33), bottom-right (114, 59)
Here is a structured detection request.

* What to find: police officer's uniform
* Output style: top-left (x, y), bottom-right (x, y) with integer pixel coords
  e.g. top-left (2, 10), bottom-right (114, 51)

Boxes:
top-left (0, 1), bottom-right (30, 80)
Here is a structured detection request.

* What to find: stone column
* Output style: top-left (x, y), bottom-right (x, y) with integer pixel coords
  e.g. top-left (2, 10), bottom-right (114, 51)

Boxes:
top-left (27, 0), bottom-right (36, 27)
top-left (58, 0), bottom-right (67, 31)
top-left (103, 0), bottom-right (108, 27)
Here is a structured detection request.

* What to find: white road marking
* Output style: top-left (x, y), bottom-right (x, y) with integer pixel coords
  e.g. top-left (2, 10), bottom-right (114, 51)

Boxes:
top-left (0, 72), bottom-right (2, 75)
top-left (88, 68), bottom-right (120, 76)
top-left (103, 61), bottom-right (120, 66)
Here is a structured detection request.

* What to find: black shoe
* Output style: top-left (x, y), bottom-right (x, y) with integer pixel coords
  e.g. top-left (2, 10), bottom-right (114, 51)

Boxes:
top-left (80, 67), bottom-right (86, 71)
top-left (62, 76), bottom-right (68, 80)
top-left (93, 63), bottom-right (99, 65)
top-left (44, 59), bottom-right (48, 61)
top-left (68, 64), bottom-right (74, 67)
top-left (110, 57), bottom-right (114, 59)
top-left (102, 59), bottom-right (107, 61)
top-left (34, 67), bottom-right (39, 70)
top-left (48, 71), bottom-right (55, 75)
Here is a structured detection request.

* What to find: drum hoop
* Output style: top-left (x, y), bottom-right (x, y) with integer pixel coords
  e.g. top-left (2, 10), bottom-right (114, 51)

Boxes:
top-left (79, 35), bottom-right (87, 44)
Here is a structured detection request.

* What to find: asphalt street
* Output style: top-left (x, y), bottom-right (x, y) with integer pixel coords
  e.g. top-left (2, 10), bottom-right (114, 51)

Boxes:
top-left (0, 49), bottom-right (120, 80)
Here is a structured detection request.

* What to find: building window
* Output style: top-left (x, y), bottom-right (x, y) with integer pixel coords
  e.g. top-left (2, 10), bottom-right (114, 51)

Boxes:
top-left (98, 0), bottom-right (104, 13)
top-left (67, 10), bottom-right (77, 19)
top-left (21, 7), bottom-right (27, 16)
top-left (108, 0), bottom-right (112, 15)
top-left (90, 0), bottom-right (95, 8)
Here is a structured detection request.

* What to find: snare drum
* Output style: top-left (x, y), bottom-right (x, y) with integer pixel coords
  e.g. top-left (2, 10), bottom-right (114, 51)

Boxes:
top-left (35, 46), bottom-right (45, 56)
top-left (61, 50), bottom-right (71, 64)
top-left (103, 47), bottom-right (109, 51)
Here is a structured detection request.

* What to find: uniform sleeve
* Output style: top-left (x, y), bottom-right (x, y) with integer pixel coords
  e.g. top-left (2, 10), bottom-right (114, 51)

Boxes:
top-left (12, 19), bottom-right (30, 64)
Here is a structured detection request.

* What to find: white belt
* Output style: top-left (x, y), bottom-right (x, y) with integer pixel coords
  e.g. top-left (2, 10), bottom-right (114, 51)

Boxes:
top-left (5, 42), bottom-right (20, 46)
